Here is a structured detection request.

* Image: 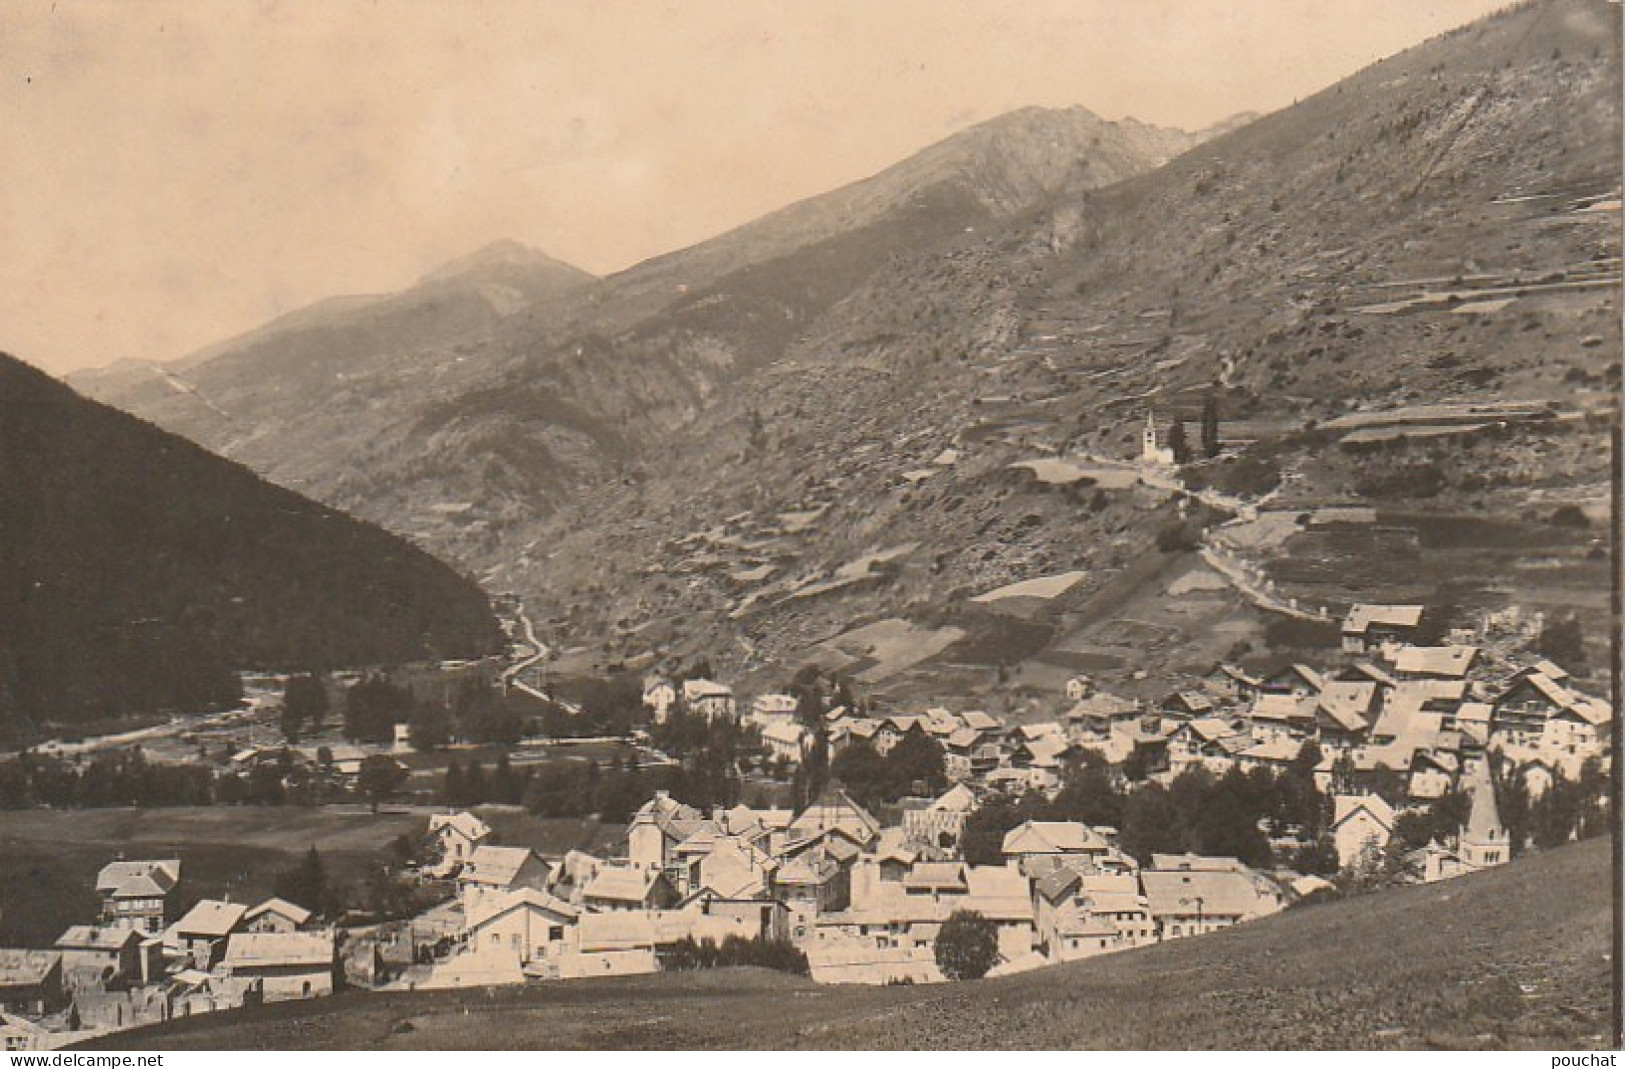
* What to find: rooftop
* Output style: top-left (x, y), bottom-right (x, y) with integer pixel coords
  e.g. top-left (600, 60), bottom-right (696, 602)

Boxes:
top-left (222, 931), bottom-right (335, 970)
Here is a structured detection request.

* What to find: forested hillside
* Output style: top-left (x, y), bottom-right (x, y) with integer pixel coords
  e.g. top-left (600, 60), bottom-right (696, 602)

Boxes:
top-left (0, 354), bottom-right (500, 742)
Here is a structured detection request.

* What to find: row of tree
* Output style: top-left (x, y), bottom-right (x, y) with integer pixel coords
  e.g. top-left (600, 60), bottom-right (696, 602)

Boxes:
top-left (271, 844), bottom-right (437, 924)
top-left (662, 934), bottom-right (808, 975)
top-left (1163, 394), bottom-right (1224, 465)
top-left (0, 748), bottom-right (406, 810)
top-left (961, 748), bottom-right (1328, 871)
top-left (280, 672), bottom-right (528, 749)
top-left (829, 735), bottom-right (947, 811)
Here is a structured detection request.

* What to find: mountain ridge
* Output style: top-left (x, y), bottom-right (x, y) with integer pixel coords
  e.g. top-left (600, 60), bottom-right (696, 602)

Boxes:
top-left (71, 104), bottom-right (1214, 541)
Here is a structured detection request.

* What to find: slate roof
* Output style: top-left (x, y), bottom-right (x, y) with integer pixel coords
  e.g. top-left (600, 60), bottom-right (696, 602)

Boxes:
top-left (1249, 693), bottom-right (1316, 724)
top-left (222, 931), bottom-right (334, 970)
top-left (55, 925), bottom-right (141, 951)
top-left (1141, 866), bottom-right (1273, 921)
top-left (243, 897), bottom-right (313, 927)
top-left (172, 900), bottom-right (247, 938)
top-left (1342, 604), bottom-right (1424, 635)
top-left (927, 784), bottom-right (978, 813)
top-left (1332, 793), bottom-right (1395, 832)
top-left (466, 887), bottom-right (579, 931)
top-left (95, 860), bottom-right (180, 898)
top-left (0, 949), bottom-right (61, 986)
top-left (1316, 680), bottom-right (1378, 731)
top-left (1393, 645), bottom-right (1479, 679)
top-left (582, 865), bottom-right (660, 904)
top-left (901, 862), bottom-right (968, 893)
top-left (462, 845), bottom-right (547, 888)
top-left (428, 811), bottom-right (491, 843)
top-left (1066, 693), bottom-right (1139, 721)
top-left (1002, 821), bottom-right (1109, 856)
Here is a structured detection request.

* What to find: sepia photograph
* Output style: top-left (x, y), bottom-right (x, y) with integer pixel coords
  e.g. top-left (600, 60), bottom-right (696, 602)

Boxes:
top-left (0, 0), bottom-right (1620, 1054)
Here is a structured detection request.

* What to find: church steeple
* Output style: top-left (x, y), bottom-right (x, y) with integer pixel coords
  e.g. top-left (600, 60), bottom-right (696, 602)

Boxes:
top-left (1460, 760), bottom-right (1507, 870)
top-left (1141, 410), bottom-right (1172, 466)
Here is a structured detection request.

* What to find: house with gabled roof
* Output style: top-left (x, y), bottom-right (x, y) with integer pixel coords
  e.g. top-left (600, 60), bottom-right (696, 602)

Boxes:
top-left (829, 717), bottom-right (881, 754)
top-left (773, 847), bottom-right (851, 941)
top-left (243, 897), bottom-right (313, 934)
top-left (545, 849), bottom-right (603, 907)
top-left (1314, 679), bottom-right (1381, 750)
top-left (581, 865), bottom-right (678, 913)
top-left (1257, 663), bottom-right (1324, 698)
top-left (1335, 660), bottom-right (1398, 688)
top-left (54, 926), bottom-right (144, 992)
top-left (95, 859), bottom-right (181, 934)
top-left (627, 791), bottom-right (709, 872)
top-left (1246, 692), bottom-right (1317, 745)
top-left (873, 715), bottom-right (928, 757)
top-left (747, 693), bottom-right (799, 730)
top-left (1141, 856), bottom-right (1284, 940)
top-left (1167, 716), bottom-right (1249, 774)
top-left (459, 845), bottom-right (552, 916)
top-left (425, 811), bottom-right (492, 875)
top-left (1201, 663), bottom-right (1261, 705)
top-left (1236, 735), bottom-right (1305, 772)
top-left (1490, 672), bottom-right (1612, 770)
top-left (464, 888), bottom-right (578, 973)
top-left (0, 951), bottom-right (65, 1017)
top-left (220, 930), bottom-right (336, 1002)
top-left (682, 679), bottom-right (736, 721)
top-left (900, 861), bottom-right (969, 900)
top-left (902, 783), bottom-right (977, 849)
top-left (1161, 690), bottom-right (1215, 720)
top-left (785, 785), bottom-right (881, 848)
top-left (815, 861), bottom-right (1034, 967)
top-left (961, 710), bottom-right (1002, 733)
top-left (1331, 794), bottom-right (1396, 868)
top-left (1392, 645), bottom-right (1479, 681)
top-left (1033, 867), bottom-right (1151, 961)
top-left (0, 1009), bottom-right (56, 1051)
top-left (1065, 691), bottom-right (1140, 736)
top-left (1001, 821), bottom-right (1112, 867)
top-left (166, 899), bottom-right (247, 968)
top-left (1408, 750), bottom-right (1458, 801)
top-left (762, 720), bottom-right (810, 764)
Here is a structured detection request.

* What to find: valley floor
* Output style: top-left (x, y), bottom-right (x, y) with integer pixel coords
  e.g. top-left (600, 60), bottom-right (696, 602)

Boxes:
top-left (88, 836), bottom-right (1616, 1051)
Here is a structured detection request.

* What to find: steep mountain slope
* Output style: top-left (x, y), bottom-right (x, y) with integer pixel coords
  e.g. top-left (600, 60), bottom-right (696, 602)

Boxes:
top-left (0, 354), bottom-right (501, 743)
top-left (72, 107), bottom-right (1208, 553)
top-left (93, 837), bottom-right (1616, 1050)
top-left (502, 0), bottom-right (1619, 689)
top-left (70, 241), bottom-right (595, 498)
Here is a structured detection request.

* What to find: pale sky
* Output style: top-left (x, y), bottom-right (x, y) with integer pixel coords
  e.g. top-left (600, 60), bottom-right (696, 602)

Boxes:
top-left (2, 1), bottom-right (1509, 375)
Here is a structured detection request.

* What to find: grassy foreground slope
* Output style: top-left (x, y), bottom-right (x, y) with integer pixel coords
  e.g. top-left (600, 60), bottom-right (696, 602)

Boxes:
top-left (96, 837), bottom-right (1615, 1050)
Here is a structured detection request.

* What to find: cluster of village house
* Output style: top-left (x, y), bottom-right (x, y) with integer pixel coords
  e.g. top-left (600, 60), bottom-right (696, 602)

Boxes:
top-left (0, 861), bottom-right (339, 1050)
top-left (0, 605), bottom-right (1610, 1046)
top-left (654, 603), bottom-right (1610, 808)
top-left (411, 787), bottom-right (1295, 990)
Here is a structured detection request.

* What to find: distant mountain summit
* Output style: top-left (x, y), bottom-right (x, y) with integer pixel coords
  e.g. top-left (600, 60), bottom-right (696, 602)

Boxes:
top-left (419, 239), bottom-right (593, 288)
top-left (72, 103), bottom-right (1207, 567)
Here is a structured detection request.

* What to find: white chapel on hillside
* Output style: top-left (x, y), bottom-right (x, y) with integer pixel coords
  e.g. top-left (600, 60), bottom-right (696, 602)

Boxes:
top-left (1141, 412), bottom-right (1175, 467)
